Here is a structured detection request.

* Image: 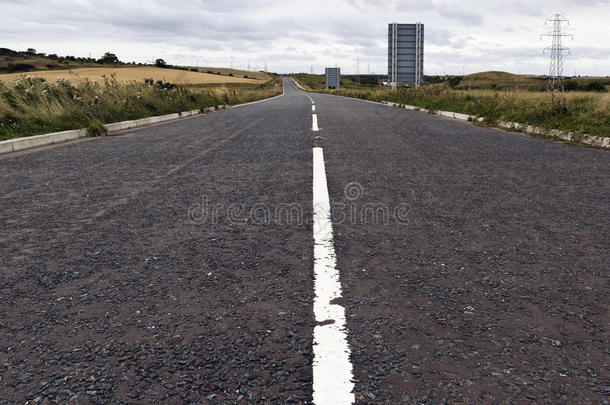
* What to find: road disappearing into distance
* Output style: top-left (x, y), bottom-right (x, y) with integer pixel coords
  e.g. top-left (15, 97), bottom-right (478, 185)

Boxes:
top-left (1, 78), bottom-right (608, 404)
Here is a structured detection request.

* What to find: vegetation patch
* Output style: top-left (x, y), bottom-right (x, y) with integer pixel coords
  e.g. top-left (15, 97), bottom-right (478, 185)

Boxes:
top-left (0, 48), bottom-right (133, 73)
top-left (87, 120), bottom-right (107, 137)
top-left (0, 74), bottom-right (282, 141)
top-left (291, 73), bottom-right (366, 90)
top-left (293, 74), bottom-right (610, 137)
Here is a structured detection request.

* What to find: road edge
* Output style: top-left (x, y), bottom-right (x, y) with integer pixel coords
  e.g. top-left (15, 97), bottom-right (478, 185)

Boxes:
top-left (0, 84), bottom-right (286, 156)
top-left (290, 78), bottom-right (610, 150)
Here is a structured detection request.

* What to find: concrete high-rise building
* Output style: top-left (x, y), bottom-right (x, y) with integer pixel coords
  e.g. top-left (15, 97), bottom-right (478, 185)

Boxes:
top-left (388, 22), bottom-right (424, 88)
top-left (325, 67), bottom-right (341, 89)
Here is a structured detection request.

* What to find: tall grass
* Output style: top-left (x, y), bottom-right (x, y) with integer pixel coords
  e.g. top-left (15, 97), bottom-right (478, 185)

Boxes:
top-left (187, 78), bottom-right (282, 105)
top-left (324, 84), bottom-right (610, 137)
top-left (0, 74), bottom-right (282, 141)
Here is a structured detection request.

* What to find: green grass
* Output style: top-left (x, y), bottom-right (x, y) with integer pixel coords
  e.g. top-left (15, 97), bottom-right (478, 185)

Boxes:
top-left (0, 74), bottom-right (282, 141)
top-left (291, 73), bottom-right (326, 90)
top-left (456, 71), bottom-right (546, 90)
top-left (297, 79), bottom-right (610, 137)
top-left (291, 73), bottom-right (363, 90)
top-left (195, 67), bottom-right (271, 81)
top-left (455, 71), bottom-right (610, 92)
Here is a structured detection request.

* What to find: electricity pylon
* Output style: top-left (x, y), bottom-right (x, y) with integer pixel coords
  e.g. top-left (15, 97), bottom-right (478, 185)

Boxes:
top-left (541, 13), bottom-right (572, 91)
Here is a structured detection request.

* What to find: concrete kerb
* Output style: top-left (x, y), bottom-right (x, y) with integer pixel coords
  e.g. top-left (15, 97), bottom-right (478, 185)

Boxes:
top-left (180, 109), bottom-right (200, 117)
top-left (497, 120), bottom-right (610, 149)
top-left (382, 101), bottom-right (608, 148)
top-left (291, 77), bottom-right (609, 149)
top-left (291, 78), bottom-right (306, 91)
top-left (0, 128), bottom-right (89, 154)
top-left (0, 141), bottom-right (15, 154)
top-left (0, 104), bottom-right (237, 155)
top-left (382, 101), bottom-right (484, 123)
top-left (229, 89), bottom-right (285, 109)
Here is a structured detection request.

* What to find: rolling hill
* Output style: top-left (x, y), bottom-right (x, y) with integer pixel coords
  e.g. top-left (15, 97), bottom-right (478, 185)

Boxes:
top-left (0, 67), bottom-right (265, 85)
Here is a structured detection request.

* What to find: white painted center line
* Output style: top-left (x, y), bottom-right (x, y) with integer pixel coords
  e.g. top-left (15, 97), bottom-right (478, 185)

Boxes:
top-left (312, 147), bottom-right (355, 405)
top-left (312, 114), bottom-right (319, 131)
top-left (312, 105), bottom-right (316, 112)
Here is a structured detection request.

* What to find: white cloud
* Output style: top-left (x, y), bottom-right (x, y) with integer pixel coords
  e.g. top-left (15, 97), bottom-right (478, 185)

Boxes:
top-left (2, 0), bottom-right (609, 75)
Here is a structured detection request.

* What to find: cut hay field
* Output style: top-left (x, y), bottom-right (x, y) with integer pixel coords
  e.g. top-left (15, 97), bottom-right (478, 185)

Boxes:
top-left (197, 67), bottom-right (271, 81)
top-left (0, 66), bottom-right (265, 85)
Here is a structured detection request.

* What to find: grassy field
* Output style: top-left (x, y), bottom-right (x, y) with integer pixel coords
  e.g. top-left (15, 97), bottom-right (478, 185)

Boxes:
top-left (197, 67), bottom-right (271, 81)
top-left (0, 49), bottom-right (99, 72)
top-left (456, 71), bottom-right (547, 90)
top-left (291, 73), bottom-right (325, 90)
top-left (295, 71), bottom-right (610, 92)
top-left (291, 73), bottom-right (361, 90)
top-left (339, 86), bottom-right (609, 136)
top-left (292, 72), bottom-right (610, 137)
top-left (0, 55), bottom-right (98, 72)
top-left (0, 73), bottom-right (282, 141)
top-left (0, 67), bottom-right (265, 85)
top-left (0, 48), bottom-right (272, 82)
top-left (0, 48), bottom-right (282, 140)
top-left (455, 71), bottom-right (610, 91)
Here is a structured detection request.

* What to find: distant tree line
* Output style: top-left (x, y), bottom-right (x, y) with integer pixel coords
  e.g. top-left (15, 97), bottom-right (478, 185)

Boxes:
top-left (2, 48), bottom-right (266, 79)
top-left (564, 79), bottom-right (608, 92)
top-left (0, 48), bottom-right (147, 73)
top-left (154, 58), bottom-right (199, 73)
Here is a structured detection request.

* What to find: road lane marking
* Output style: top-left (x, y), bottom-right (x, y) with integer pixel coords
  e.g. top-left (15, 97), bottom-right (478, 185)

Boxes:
top-left (291, 78), bottom-right (306, 91)
top-left (312, 147), bottom-right (355, 405)
top-left (312, 114), bottom-right (319, 131)
top-left (291, 79), bottom-right (315, 104)
top-left (312, 105), bottom-right (316, 111)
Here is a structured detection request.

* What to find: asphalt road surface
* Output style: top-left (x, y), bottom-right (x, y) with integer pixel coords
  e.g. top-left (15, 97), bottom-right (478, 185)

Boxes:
top-left (1, 78), bottom-right (608, 404)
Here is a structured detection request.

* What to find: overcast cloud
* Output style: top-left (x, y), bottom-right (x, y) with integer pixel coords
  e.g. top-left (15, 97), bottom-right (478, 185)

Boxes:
top-left (2, 0), bottom-right (609, 75)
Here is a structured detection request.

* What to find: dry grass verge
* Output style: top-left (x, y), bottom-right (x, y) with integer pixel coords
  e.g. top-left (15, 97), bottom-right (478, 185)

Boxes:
top-left (319, 84), bottom-right (610, 137)
top-left (0, 74), bottom-right (282, 140)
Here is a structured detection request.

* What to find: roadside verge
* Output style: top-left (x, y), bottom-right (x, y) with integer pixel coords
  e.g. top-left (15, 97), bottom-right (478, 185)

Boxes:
top-left (382, 101), bottom-right (610, 149)
top-left (0, 106), bottom-right (225, 155)
top-left (290, 78), bottom-right (609, 150)
top-left (0, 84), bottom-right (286, 155)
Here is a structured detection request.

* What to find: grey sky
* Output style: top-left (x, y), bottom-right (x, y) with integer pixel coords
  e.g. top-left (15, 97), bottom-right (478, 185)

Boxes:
top-left (3, 0), bottom-right (609, 75)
